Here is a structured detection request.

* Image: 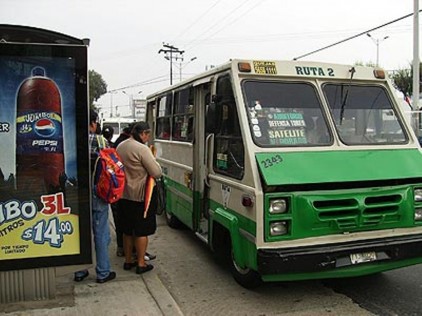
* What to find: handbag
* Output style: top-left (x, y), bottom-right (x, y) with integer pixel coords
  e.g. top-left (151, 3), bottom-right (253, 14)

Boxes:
top-left (147, 176), bottom-right (166, 216)
top-left (154, 177), bottom-right (166, 215)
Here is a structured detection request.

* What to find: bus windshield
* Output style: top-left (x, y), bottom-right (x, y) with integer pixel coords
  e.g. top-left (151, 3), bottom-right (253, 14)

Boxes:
top-left (242, 80), bottom-right (331, 147)
top-left (323, 84), bottom-right (408, 145)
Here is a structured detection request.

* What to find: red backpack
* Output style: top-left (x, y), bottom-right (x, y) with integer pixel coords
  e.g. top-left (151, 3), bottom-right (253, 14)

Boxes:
top-left (93, 135), bottom-right (125, 203)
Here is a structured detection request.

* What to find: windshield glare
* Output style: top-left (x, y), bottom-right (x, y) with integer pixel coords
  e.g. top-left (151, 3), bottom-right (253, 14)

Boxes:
top-left (242, 80), bottom-right (331, 147)
top-left (323, 84), bottom-right (408, 145)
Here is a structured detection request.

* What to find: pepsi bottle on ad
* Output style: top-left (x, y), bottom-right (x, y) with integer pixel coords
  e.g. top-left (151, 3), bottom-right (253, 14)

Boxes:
top-left (16, 67), bottom-right (65, 196)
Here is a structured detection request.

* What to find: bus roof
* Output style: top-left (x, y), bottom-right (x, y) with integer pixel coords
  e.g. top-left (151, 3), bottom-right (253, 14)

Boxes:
top-left (146, 59), bottom-right (386, 100)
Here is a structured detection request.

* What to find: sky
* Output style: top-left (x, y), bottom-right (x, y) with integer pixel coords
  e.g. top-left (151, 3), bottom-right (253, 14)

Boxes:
top-left (1, 0), bottom-right (420, 117)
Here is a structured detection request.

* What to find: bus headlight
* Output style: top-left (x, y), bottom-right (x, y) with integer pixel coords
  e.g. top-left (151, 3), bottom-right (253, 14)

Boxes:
top-left (415, 189), bottom-right (422, 202)
top-left (269, 199), bottom-right (288, 214)
top-left (270, 221), bottom-right (288, 236)
top-left (415, 208), bottom-right (422, 221)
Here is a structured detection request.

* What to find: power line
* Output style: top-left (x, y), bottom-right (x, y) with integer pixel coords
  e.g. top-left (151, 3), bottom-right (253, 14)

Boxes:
top-left (172, 0), bottom-right (223, 43)
top-left (183, 0), bottom-right (254, 50)
top-left (187, 0), bottom-right (265, 50)
top-left (293, 10), bottom-right (421, 61)
top-left (107, 75), bottom-right (169, 93)
top-left (191, 23), bottom-right (412, 46)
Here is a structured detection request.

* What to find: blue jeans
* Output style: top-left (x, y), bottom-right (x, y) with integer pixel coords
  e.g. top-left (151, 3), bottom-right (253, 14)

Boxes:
top-left (75, 193), bottom-right (112, 280)
top-left (92, 193), bottom-right (112, 279)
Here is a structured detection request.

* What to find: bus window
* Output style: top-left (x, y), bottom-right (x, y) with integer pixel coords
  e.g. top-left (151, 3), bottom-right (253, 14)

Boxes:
top-left (213, 75), bottom-right (244, 179)
top-left (120, 122), bottom-right (131, 133)
top-left (156, 93), bottom-right (172, 140)
top-left (106, 122), bottom-right (119, 136)
top-left (172, 87), bottom-right (194, 142)
top-left (323, 84), bottom-right (408, 145)
top-left (242, 80), bottom-right (331, 147)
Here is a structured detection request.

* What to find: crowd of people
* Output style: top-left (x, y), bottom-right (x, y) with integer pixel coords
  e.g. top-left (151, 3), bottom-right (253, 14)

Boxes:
top-left (74, 110), bottom-right (162, 284)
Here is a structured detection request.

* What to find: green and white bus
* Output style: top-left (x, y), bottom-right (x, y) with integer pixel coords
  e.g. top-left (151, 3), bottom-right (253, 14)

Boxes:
top-left (146, 59), bottom-right (422, 288)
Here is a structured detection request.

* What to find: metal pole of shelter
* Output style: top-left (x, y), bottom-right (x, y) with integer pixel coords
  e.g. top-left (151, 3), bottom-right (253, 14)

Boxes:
top-left (413, 0), bottom-right (420, 136)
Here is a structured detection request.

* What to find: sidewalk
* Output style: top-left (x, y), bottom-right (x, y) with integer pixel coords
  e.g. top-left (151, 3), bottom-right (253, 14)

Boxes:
top-left (1, 214), bottom-right (183, 316)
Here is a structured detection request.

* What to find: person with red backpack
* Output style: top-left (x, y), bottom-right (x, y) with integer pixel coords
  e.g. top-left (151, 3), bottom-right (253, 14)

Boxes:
top-left (74, 110), bottom-right (116, 284)
top-left (116, 122), bottom-right (162, 274)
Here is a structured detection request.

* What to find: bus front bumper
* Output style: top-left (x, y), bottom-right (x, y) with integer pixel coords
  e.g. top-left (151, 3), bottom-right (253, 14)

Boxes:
top-left (257, 234), bottom-right (422, 274)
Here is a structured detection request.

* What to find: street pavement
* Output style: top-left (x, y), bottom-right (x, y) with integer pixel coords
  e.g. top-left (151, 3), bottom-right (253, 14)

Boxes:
top-left (1, 212), bottom-right (373, 316)
top-left (0, 212), bottom-right (183, 316)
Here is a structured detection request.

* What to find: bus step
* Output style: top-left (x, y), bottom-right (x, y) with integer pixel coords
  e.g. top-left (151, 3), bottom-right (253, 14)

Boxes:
top-left (195, 231), bottom-right (208, 243)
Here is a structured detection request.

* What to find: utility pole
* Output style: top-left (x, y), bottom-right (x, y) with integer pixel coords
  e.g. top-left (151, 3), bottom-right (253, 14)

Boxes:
top-left (158, 43), bottom-right (184, 85)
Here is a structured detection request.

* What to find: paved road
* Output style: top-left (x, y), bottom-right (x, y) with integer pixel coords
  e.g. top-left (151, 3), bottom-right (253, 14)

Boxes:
top-left (325, 264), bottom-right (422, 316)
top-left (148, 216), bottom-right (372, 316)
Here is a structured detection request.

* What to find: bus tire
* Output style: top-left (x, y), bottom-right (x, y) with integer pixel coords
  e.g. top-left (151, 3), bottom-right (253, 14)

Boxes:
top-left (165, 210), bottom-right (182, 229)
top-left (230, 248), bottom-right (262, 289)
top-left (212, 222), bottom-right (262, 288)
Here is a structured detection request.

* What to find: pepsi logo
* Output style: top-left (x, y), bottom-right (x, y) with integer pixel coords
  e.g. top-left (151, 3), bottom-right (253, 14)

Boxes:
top-left (34, 118), bottom-right (56, 137)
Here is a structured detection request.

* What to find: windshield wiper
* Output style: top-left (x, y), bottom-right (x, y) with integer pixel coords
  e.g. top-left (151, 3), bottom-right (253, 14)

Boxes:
top-left (339, 67), bottom-right (356, 124)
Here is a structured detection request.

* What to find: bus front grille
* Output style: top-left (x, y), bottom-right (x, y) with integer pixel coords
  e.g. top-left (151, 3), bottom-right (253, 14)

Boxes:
top-left (313, 194), bottom-right (402, 229)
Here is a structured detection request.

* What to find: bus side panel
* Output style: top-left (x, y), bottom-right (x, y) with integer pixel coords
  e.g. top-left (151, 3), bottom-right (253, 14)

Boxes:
top-left (206, 174), bottom-right (259, 270)
top-left (166, 177), bottom-right (193, 229)
top-left (156, 141), bottom-right (194, 229)
top-left (209, 201), bottom-right (258, 270)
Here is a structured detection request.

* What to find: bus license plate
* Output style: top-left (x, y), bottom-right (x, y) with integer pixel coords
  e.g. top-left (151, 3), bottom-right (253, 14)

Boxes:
top-left (350, 252), bottom-right (377, 264)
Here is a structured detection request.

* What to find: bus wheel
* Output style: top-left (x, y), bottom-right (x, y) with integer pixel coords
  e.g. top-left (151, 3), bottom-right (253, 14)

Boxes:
top-left (230, 251), bottom-right (262, 289)
top-left (165, 210), bottom-right (182, 229)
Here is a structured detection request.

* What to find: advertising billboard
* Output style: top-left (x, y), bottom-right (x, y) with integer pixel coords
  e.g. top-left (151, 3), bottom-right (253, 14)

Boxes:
top-left (0, 41), bottom-right (92, 271)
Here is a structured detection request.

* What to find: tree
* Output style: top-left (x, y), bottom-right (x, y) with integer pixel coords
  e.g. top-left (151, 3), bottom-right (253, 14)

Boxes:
top-left (391, 63), bottom-right (422, 107)
top-left (392, 68), bottom-right (412, 100)
top-left (89, 69), bottom-right (107, 108)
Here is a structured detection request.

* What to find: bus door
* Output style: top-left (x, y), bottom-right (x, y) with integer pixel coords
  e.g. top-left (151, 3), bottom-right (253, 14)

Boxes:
top-left (192, 80), bottom-right (212, 240)
top-left (202, 74), bottom-right (245, 240)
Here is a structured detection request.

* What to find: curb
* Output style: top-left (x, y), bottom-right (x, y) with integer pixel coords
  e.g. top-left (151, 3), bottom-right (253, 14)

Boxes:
top-left (142, 272), bottom-right (184, 316)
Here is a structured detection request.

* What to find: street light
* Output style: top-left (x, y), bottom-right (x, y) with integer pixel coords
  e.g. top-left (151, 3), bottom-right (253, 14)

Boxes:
top-left (366, 33), bottom-right (389, 67)
top-left (122, 91), bottom-right (133, 117)
top-left (122, 90), bottom-right (142, 118)
top-left (177, 57), bottom-right (197, 82)
top-left (108, 91), bottom-right (118, 118)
